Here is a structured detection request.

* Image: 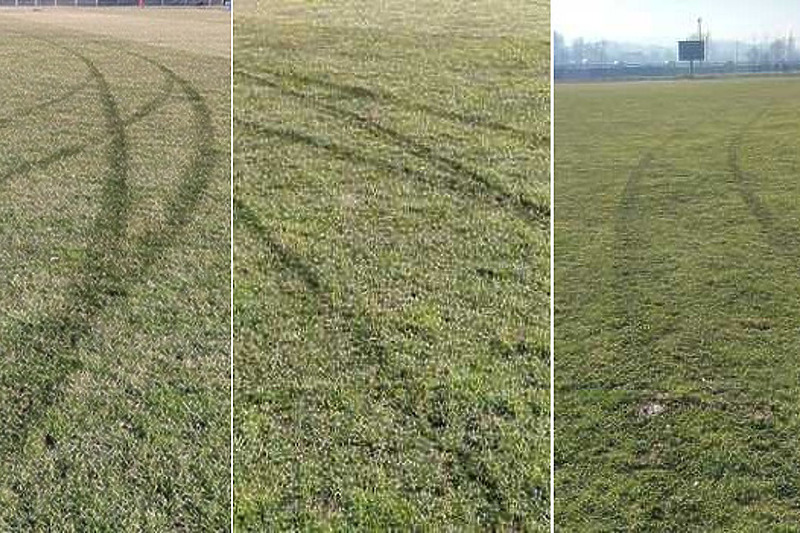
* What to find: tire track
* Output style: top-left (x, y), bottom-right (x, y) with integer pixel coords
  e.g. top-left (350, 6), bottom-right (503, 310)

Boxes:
top-left (247, 66), bottom-right (543, 143)
top-left (0, 77), bottom-right (91, 129)
top-left (234, 197), bottom-right (538, 520)
top-left (0, 45), bottom-right (215, 464)
top-left (581, 112), bottom-right (800, 525)
top-left (121, 53), bottom-right (219, 280)
top-left (611, 123), bottom-right (708, 381)
top-left (0, 55), bottom-right (174, 189)
top-left (611, 132), bottom-right (687, 389)
top-left (235, 68), bottom-right (548, 228)
top-left (613, 148), bottom-right (658, 376)
top-left (0, 32), bottom-right (91, 129)
top-left (0, 40), bottom-right (132, 457)
top-left (727, 106), bottom-right (800, 257)
top-left (235, 115), bottom-right (545, 224)
top-left (233, 196), bottom-right (427, 431)
top-left (234, 197), bottom-right (388, 367)
top-left (609, 115), bottom-right (785, 388)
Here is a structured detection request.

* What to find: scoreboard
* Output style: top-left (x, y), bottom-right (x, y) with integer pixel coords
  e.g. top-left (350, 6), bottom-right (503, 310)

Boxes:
top-left (678, 40), bottom-right (705, 61)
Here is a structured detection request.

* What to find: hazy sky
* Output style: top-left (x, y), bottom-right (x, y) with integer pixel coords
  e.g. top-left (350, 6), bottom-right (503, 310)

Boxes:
top-left (554, 0), bottom-right (800, 45)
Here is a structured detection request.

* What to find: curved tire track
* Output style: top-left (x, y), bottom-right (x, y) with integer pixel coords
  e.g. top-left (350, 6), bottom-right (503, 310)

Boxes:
top-left (234, 196), bottom-right (540, 521)
top-left (246, 66), bottom-right (543, 143)
top-left (235, 68), bottom-right (547, 228)
top-left (0, 40), bottom-right (132, 457)
top-left (0, 55), bottom-right (174, 189)
top-left (0, 32), bottom-right (91, 130)
top-left (609, 114), bottom-right (786, 388)
top-left (126, 52), bottom-right (218, 272)
top-left (611, 132), bottom-right (685, 388)
top-left (234, 197), bottom-right (390, 371)
top-left (0, 44), bottom-right (216, 466)
top-left (727, 106), bottom-right (800, 257)
top-left (0, 77), bottom-right (91, 130)
top-left (612, 148), bottom-right (658, 379)
top-left (235, 115), bottom-right (545, 225)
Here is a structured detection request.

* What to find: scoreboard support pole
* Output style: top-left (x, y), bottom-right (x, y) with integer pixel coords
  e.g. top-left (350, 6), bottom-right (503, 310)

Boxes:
top-left (678, 40), bottom-right (704, 79)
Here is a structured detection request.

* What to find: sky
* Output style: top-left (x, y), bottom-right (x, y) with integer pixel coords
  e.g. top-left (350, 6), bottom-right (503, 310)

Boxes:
top-left (554, 0), bottom-right (800, 45)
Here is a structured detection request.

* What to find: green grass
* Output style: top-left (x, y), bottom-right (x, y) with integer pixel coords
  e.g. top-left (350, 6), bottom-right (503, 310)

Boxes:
top-left (555, 77), bottom-right (800, 530)
top-left (0, 12), bottom-right (230, 530)
top-left (233, 0), bottom-right (550, 529)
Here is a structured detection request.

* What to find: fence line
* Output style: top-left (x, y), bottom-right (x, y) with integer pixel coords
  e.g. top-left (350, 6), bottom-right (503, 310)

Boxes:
top-left (0, 0), bottom-right (226, 7)
top-left (555, 61), bottom-right (800, 81)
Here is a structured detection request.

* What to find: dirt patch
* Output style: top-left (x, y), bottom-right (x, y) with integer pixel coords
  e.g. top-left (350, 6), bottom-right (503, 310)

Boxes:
top-left (638, 401), bottom-right (666, 418)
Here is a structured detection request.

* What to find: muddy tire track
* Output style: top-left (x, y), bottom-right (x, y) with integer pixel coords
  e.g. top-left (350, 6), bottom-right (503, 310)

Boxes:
top-left (235, 69), bottom-right (547, 228)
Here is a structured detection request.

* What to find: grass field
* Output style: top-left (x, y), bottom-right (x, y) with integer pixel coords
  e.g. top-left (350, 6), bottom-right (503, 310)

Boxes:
top-left (0, 10), bottom-right (230, 530)
top-left (233, 0), bottom-right (550, 529)
top-left (555, 77), bottom-right (800, 530)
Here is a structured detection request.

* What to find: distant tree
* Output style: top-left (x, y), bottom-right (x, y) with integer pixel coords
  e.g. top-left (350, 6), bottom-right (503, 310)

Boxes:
top-left (554, 32), bottom-right (568, 65)
top-left (747, 45), bottom-right (760, 65)
top-left (572, 37), bottom-right (585, 65)
top-left (788, 32), bottom-right (797, 62)
top-left (770, 38), bottom-right (787, 63)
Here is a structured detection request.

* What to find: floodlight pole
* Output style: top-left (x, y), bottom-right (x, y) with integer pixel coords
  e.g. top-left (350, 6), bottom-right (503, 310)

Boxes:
top-left (698, 17), bottom-right (704, 63)
top-left (696, 17), bottom-right (703, 76)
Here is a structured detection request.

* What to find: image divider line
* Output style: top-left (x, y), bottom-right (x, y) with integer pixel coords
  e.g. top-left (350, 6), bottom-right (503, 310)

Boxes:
top-left (549, 12), bottom-right (555, 531)
top-left (229, 5), bottom-right (235, 531)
